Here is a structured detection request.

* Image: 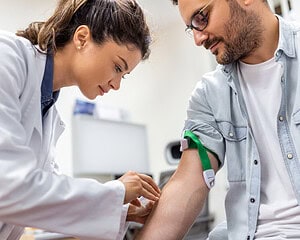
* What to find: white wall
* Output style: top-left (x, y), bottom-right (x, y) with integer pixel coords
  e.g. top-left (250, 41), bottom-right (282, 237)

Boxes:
top-left (0, 0), bottom-right (56, 31)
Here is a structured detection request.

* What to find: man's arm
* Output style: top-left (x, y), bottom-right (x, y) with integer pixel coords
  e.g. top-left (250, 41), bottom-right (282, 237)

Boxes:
top-left (136, 149), bottom-right (219, 239)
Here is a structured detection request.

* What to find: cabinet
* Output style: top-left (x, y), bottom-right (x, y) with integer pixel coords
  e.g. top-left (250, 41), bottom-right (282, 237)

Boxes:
top-left (72, 116), bottom-right (150, 177)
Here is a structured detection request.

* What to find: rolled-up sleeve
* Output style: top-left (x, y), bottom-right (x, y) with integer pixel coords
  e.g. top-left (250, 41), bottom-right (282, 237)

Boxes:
top-left (183, 78), bottom-right (225, 167)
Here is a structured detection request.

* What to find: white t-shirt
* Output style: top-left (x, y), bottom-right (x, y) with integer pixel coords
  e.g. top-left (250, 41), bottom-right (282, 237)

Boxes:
top-left (238, 58), bottom-right (300, 239)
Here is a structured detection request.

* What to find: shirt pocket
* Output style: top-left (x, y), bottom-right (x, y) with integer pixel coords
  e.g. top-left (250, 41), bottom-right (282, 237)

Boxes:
top-left (217, 121), bottom-right (247, 182)
top-left (217, 121), bottom-right (247, 141)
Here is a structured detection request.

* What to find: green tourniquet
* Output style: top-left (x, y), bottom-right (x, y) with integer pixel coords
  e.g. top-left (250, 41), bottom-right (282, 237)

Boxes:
top-left (184, 130), bottom-right (212, 171)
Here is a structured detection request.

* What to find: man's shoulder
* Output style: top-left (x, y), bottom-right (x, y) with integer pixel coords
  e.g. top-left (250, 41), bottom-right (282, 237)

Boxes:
top-left (201, 64), bottom-right (232, 86)
top-left (191, 64), bottom-right (234, 101)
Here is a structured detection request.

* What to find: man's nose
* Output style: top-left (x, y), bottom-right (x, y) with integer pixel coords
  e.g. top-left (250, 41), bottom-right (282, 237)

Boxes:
top-left (193, 29), bottom-right (208, 47)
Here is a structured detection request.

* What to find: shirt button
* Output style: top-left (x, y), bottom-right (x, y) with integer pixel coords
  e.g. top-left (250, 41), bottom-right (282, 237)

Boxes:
top-left (287, 154), bottom-right (293, 159)
top-left (278, 116), bottom-right (284, 121)
top-left (247, 236), bottom-right (250, 240)
top-left (254, 160), bottom-right (258, 165)
top-left (250, 198), bottom-right (255, 203)
top-left (229, 132), bottom-right (234, 137)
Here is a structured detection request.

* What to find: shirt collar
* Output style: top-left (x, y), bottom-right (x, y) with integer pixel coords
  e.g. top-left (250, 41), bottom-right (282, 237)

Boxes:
top-left (275, 15), bottom-right (297, 59)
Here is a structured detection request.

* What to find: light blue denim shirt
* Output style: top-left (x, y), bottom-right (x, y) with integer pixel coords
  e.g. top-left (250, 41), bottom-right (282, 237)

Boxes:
top-left (183, 16), bottom-right (300, 240)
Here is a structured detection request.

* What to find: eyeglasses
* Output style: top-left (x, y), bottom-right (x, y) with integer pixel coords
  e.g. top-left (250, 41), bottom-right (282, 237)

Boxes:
top-left (185, 0), bottom-right (213, 36)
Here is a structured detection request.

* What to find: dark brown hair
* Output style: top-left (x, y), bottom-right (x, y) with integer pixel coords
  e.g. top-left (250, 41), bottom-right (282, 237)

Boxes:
top-left (17, 0), bottom-right (151, 60)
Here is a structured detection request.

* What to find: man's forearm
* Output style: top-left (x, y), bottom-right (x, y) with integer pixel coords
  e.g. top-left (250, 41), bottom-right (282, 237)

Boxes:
top-left (136, 179), bottom-right (208, 239)
top-left (136, 150), bottom-right (212, 239)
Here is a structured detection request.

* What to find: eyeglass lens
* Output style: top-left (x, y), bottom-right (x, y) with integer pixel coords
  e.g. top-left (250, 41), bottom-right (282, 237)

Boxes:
top-left (192, 10), bottom-right (208, 31)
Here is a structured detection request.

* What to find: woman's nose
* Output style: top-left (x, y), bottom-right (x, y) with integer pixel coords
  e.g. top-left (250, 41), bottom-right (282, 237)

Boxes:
top-left (109, 77), bottom-right (121, 91)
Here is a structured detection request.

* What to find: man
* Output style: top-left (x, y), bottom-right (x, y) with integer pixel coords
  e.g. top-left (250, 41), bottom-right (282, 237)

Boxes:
top-left (136, 0), bottom-right (300, 239)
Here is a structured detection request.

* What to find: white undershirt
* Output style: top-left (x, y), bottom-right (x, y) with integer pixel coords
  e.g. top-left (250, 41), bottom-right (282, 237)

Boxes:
top-left (238, 58), bottom-right (300, 239)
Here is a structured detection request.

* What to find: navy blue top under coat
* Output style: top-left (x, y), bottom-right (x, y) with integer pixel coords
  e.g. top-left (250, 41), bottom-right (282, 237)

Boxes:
top-left (41, 53), bottom-right (59, 117)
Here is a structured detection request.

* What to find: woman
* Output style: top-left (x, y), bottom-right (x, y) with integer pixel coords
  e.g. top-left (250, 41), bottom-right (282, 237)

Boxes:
top-left (0, 0), bottom-right (160, 239)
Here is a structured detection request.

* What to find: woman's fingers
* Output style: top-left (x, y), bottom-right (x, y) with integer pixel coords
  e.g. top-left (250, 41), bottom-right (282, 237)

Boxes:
top-left (130, 198), bottom-right (142, 207)
top-left (138, 174), bottom-right (161, 200)
top-left (126, 201), bottom-right (154, 224)
top-left (119, 171), bottom-right (160, 203)
top-left (138, 174), bottom-right (161, 195)
top-left (139, 179), bottom-right (160, 201)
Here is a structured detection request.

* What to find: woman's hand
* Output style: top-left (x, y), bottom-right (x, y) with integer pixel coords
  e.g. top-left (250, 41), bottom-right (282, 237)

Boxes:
top-left (118, 171), bottom-right (160, 204)
top-left (126, 198), bottom-right (155, 224)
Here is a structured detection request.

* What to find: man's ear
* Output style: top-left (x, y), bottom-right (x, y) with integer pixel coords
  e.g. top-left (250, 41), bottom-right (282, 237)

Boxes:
top-left (73, 25), bottom-right (91, 50)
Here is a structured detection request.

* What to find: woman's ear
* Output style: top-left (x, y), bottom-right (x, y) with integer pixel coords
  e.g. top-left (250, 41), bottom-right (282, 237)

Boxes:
top-left (73, 25), bottom-right (91, 50)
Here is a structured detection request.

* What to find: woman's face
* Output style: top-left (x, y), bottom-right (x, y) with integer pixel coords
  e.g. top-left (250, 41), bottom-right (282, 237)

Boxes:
top-left (66, 28), bottom-right (142, 99)
top-left (54, 26), bottom-right (142, 99)
top-left (74, 40), bottom-right (142, 99)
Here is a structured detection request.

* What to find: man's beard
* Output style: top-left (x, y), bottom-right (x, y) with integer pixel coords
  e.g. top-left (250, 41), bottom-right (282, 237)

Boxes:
top-left (214, 0), bottom-right (264, 65)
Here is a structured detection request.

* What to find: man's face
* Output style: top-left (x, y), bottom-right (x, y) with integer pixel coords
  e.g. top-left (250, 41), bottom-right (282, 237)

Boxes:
top-left (179, 0), bottom-right (264, 64)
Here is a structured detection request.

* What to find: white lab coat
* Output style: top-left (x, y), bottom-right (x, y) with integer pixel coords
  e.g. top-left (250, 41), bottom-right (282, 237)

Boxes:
top-left (0, 30), bottom-right (127, 240)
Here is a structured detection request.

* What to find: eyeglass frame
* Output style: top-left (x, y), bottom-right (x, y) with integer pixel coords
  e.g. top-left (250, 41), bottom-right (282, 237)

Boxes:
top-left (185, 0), bottom-right (214, 35)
